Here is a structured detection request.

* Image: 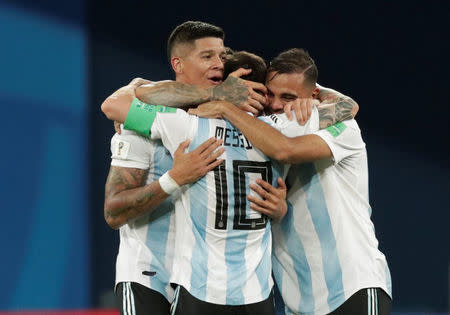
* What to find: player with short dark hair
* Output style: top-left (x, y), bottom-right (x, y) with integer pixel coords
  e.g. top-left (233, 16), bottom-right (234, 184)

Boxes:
top-left (167, 21), bottom-right (225, 63)
top-left (268, 48), bottom-right (318, 86)
top-left (189, 48), bottom-right (392, 315)
top-left (103, 20), bottom-right (232, 315)
top-left (224, 50), bottom-right (267, 84)
top-left (102, 21), bottom-right (279, 315)
top-left (102, 47), bottom-right (360, 315)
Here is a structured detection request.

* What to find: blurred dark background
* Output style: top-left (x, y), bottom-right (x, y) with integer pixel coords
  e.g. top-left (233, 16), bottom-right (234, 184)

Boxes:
top-left (1, 0), bottom-right (449, 313)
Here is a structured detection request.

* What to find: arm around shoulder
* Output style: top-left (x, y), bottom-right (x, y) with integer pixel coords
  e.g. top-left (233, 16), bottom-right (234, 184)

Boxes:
top-left (316, 84), bottom-right (359, 129)
top-left (101, 78), bottom-right (151, 123)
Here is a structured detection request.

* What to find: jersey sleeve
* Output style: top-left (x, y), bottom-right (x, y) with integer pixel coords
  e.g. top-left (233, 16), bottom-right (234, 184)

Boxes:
top-left (149, 108), bottom-right (197, 155)
top-left (110, 128), bottom-right (152, 169)
top-left (259, 107), bottom-right (320, 138)
top-left (314, 119), bottom-right (366, 164)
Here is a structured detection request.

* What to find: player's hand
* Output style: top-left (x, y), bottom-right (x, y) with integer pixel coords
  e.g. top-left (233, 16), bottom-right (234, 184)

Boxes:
top-left (169, 137), bottom-right (225, 186)
top-left (188, 101), bottom-right (226, 118)
top-left (128, 77), bottom-right (152, 89)
top-left (284, 98), bottom-right (320, 125)
top-left (114, 121), bottom-right (121, 134)
top-left (212, 68), bottom-right (267, 115)
top-left (248, 177), bottom-right (288, 221)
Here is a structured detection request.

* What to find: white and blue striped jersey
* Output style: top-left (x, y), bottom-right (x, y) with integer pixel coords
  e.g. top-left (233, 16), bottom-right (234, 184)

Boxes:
top-left (271, 119), bottom-right (392, 315)
top-left (110, 128), bottom-right (176, 302)
top-left (143, 107), bottom-right (315, 305)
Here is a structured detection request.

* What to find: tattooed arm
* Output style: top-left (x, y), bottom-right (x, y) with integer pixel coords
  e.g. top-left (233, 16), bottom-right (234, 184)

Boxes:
top-left (189, 101), bottom-right (332, 164)
top-left (284, 84), bottom-right (359, 128)
top-left (104, 137), bottom-right (224, 229)
top-left (102, 78), bottom-right (150, 123)
top-left (316, 84), bottom-right (359, 129)
top-left (104, 166), bottom-right (168, 229)
top-left (136, 75), bottom-right (266, 112)
top-left (101, 75), bottom-right (266, 123)
top-left (135, 81), bottom-right (212, 108)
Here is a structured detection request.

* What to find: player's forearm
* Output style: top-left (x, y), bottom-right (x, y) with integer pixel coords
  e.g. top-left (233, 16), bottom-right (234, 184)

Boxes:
top-left (220, 103), bottom-right (331, 164)
top-left (104, 181), bottom-right (169, 229)
top-left (136, 76), bottom-right (252, 108)
top-left (104, 166), bottom-right (168, 229)
top-left (101, 87), bottom-right (135, 123)
top-left (218, 103), bottom-right (294, 162)
top-left (136, 81), bottom-right (213, 107)
top-left (316, 84), bottom-right (359, 128)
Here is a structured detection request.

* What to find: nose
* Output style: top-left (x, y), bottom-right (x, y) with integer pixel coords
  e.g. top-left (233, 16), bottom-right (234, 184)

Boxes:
top-left (270, 97), bottom-right (284, 113)
top-left (212, 55), bottom-right (224, 70)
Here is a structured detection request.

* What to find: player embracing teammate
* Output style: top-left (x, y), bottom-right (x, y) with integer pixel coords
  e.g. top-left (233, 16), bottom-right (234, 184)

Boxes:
top-left (101, 20), bottom-right (391, 315)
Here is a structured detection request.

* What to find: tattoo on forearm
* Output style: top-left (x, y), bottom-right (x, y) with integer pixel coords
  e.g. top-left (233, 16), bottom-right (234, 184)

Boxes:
top-left (104, 166), bottom-right (159, 223)
top-left (318, 98), bottom-right (356, 129)
top-left (212, 76), bottom-right (249, 106)
top-left (138, 82), bottom-right (211, 107)
top-left (317, 87), bottom-right (358, 129)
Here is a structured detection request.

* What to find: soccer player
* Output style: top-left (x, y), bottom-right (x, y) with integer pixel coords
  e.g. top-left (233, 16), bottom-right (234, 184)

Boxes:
top-left (105, 94), bottom-right (224, 315)
top-left (102, 21), bottom-right (263, 315)
top-left (189, 48), bottom-right (392, 315)
top-left (101, 21), bottom-right (280, 315)
top-left (102, 50), bottom-right (359, 315)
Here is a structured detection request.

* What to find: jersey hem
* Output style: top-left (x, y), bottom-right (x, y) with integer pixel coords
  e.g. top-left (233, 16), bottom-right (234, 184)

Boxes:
top-left (173, 281), bottom-right (272, 305)
top-left (115, 276), bottom-right (173, 302)
top-left (286, 283), bottom-right (391, 315)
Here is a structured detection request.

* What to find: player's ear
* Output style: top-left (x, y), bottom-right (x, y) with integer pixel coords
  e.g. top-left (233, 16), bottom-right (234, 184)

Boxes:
top-left (312, 87), bottom-right (320, 99)
top-left (171, 57), bottom-right (183, 74)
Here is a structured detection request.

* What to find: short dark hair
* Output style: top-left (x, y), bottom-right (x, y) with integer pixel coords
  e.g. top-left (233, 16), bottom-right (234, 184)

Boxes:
top-left (268, 48), bottom-right (318, 86)
top-left (223, 51), bottom-right (267, 84)
top-left (167, 21), bottom-right (225, 61)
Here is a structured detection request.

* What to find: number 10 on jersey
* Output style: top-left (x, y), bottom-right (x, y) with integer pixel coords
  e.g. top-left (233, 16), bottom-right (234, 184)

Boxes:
top-left (214, 160), bottom-right (273, 231)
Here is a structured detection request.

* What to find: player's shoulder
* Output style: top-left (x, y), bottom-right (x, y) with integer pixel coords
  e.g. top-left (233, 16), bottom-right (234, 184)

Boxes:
top-left (145, 79), bottom-right (173, 86)
top-left (341, 118), bottom-right (360, 130)
top-left (319, 118), bottom-right (365, 150)
top-left (110, 128), bottom-right (156, 156)
top-left (325, 119), bottom-right (361, 136)
top-left (112, 127), bottom-right (151, 142)
top-left (259, 113), bottom-right (288, 127)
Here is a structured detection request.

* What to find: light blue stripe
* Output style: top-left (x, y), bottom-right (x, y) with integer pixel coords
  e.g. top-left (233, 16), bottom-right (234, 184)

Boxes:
top-left (146, 141), bottom-right (174, 298)
top-left (255, 160), bottom-right (282, 297)
top-left (255, 224), bottom-right (272, 297)
top-left (224, 120), bottom-right (247, 304)
top-left (299, 163), bottom-right (345, 310)
top-left (275, 200), bottom-right (315, 313)
top-left (189, 118), bottom-right (210, 300)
